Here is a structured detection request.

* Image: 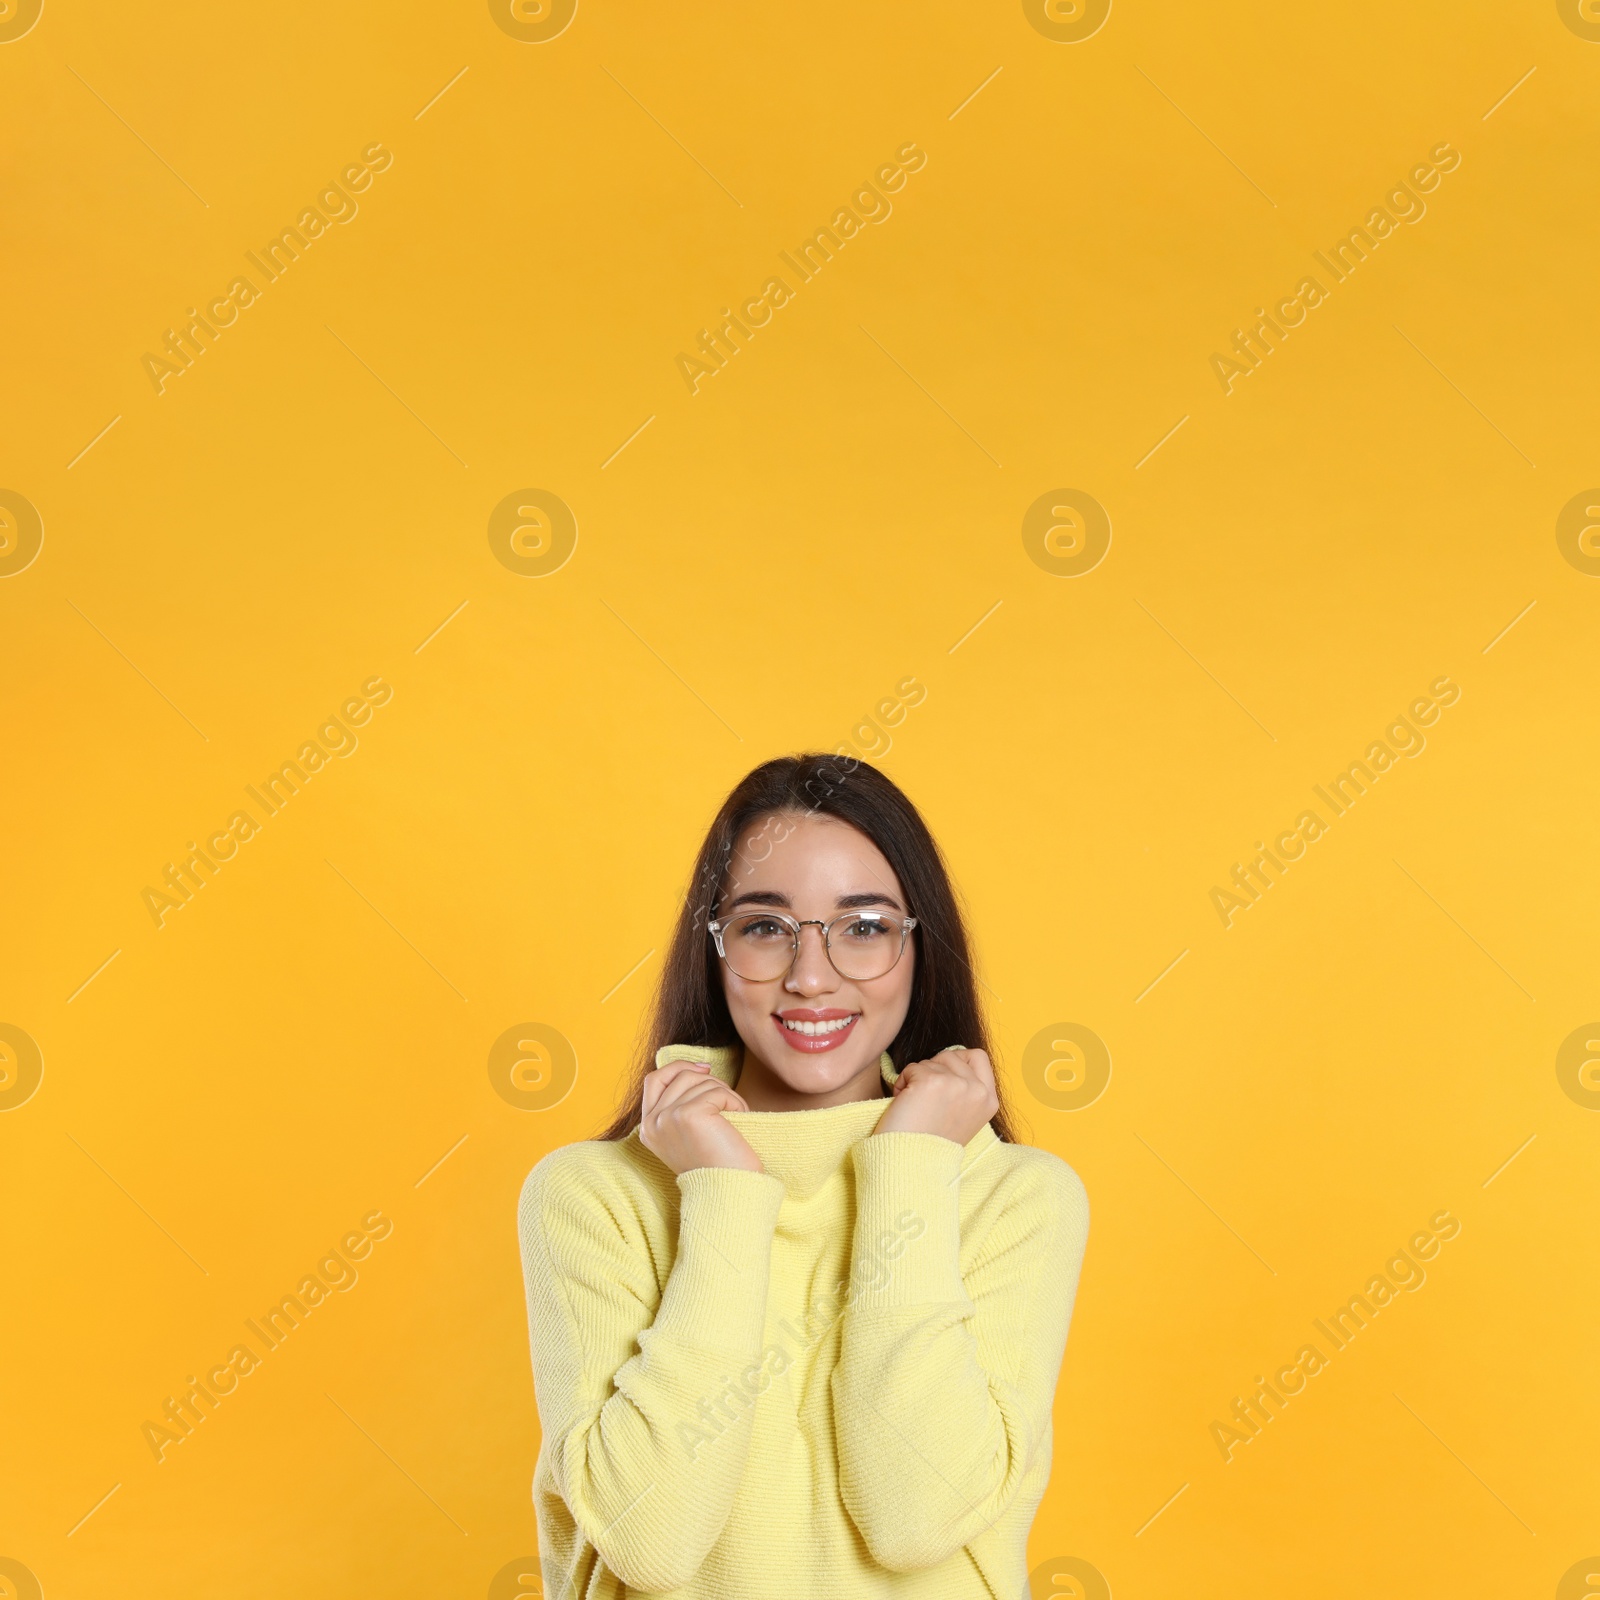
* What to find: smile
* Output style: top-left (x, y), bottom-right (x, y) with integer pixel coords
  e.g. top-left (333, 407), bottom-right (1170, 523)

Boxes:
top-left (773, 1011), bottom-right (860, 1053)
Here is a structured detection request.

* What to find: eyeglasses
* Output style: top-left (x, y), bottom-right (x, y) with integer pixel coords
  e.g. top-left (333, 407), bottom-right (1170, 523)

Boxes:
top-left (707, 909), bottom-right (917, 983)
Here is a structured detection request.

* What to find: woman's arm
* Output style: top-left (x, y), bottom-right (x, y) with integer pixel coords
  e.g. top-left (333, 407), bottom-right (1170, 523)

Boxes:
top-left (831, 1132), bottom-right (1089, 1572)
top-left (519, 1152), bottom-right (786, 1594)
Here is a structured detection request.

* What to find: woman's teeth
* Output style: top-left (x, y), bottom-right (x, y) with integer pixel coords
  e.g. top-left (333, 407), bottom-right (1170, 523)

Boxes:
top-left (780, 1016), bottom-right (856, 1036)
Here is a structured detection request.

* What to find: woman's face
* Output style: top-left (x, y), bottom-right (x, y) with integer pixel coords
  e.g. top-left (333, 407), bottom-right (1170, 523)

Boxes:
top-left (717, 810), bottom-right (915, 1098)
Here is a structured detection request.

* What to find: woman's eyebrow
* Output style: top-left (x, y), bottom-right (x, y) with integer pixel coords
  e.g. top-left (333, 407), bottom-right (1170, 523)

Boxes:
top-left (722, 889), bottom-right (904, 912)
top-left (835, 891), bottom-right (903, 911)
top-left (724, 889), bottom-right (791, 910)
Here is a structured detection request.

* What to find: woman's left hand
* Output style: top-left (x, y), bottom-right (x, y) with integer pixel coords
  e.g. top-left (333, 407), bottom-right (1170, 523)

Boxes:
top-left (872, 1047), bottom-right (998, 1146)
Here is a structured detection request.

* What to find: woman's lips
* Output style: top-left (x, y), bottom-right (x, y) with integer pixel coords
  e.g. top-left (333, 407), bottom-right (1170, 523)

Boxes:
top-left (771, 1012), bottom-right (860, 1053)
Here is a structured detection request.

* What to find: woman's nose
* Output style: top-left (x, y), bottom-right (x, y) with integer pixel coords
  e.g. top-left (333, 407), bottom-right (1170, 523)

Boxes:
top-left (785, 923), bottom-right (838, 993)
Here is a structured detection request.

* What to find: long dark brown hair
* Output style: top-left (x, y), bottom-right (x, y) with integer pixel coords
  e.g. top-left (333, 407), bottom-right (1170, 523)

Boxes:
top-left (598, 753), bottom-right (1018, 1143)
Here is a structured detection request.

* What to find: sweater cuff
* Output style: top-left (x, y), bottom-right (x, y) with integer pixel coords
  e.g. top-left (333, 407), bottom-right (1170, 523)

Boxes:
top-left (848, 1132), bottom-right (969, 1310)
top-left (653, 1167), bottom-right (785, 1351)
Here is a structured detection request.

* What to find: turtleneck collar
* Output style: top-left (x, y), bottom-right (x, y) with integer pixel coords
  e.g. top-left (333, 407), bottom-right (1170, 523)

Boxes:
top-left (649, 1042), bottom-right (996, 1202)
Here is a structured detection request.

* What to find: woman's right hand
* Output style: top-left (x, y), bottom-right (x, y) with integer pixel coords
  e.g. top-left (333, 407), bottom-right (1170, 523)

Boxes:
top-left (639, 1059), bottom-right (764, 1175)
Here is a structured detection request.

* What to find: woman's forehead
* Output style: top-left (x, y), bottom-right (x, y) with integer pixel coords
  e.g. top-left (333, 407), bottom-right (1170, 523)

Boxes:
top-left (724, 810), bottom-right (902, 899)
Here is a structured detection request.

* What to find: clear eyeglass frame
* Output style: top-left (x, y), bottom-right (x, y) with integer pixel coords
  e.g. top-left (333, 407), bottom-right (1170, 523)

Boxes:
top-left (707, 908), bottom-right (918, 982)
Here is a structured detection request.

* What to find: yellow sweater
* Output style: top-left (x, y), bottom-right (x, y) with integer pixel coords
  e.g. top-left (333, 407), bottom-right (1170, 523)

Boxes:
top-left (517, 1044), bottom-right (1090, 1598)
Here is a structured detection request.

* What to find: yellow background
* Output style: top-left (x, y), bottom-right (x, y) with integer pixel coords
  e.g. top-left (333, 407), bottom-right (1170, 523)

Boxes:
top-left (3, 1), bottom-right (1598, 1595)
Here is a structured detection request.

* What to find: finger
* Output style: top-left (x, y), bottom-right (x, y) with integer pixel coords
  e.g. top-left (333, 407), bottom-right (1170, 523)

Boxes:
top-left (655, 1059), bottom-right (713, 1086)
top-left (952, 1047), bottom-right (995, 1087)
top-left (697, 1082), bottom-right (750, 1116)
top-left (650, 1073), bottom-right (716, 1119)
top-left (645, 1062), bottom-right (713, 1113)
top-left (667, 1077), bottom-right (748, 1117)
top-left (935, 1046), bottom-right (988, 1080)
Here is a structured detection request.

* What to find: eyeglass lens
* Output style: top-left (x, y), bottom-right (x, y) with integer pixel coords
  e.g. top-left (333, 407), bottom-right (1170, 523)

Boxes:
top-left (717, 912), bottom-right (909, 981)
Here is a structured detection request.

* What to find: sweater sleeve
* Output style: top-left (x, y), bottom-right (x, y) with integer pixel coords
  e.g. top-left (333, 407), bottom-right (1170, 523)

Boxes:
top-left (519, 1152), bottom-right (786, 1594)
top-left (831, 1132), bottom-right (1089, 1572)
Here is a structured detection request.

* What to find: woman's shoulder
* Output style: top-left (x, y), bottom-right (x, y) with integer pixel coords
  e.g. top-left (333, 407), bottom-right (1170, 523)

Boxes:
top-left (517, 1132), bottom-right (669, 1230)
top-left (967, 1136), bottom-right (1090, 1238)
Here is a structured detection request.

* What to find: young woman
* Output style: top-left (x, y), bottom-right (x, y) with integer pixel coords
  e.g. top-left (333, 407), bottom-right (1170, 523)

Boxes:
top-left (518, 754), bottom-right (1089, 1598)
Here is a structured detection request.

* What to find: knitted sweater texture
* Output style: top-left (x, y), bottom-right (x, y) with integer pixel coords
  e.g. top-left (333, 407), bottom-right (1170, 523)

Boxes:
top-left (517, 1043), bottom-right (1090, 1598)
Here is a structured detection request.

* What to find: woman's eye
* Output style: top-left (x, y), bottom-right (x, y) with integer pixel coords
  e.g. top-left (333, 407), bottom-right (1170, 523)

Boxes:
top-left (843, 917), bottom-right (888, 939)
top-left (739, 918), bottom-right (785, 940)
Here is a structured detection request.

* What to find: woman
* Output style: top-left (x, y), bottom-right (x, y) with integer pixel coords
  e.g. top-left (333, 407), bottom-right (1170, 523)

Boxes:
top-left (518, 754), bottom-right (1090, 1598)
